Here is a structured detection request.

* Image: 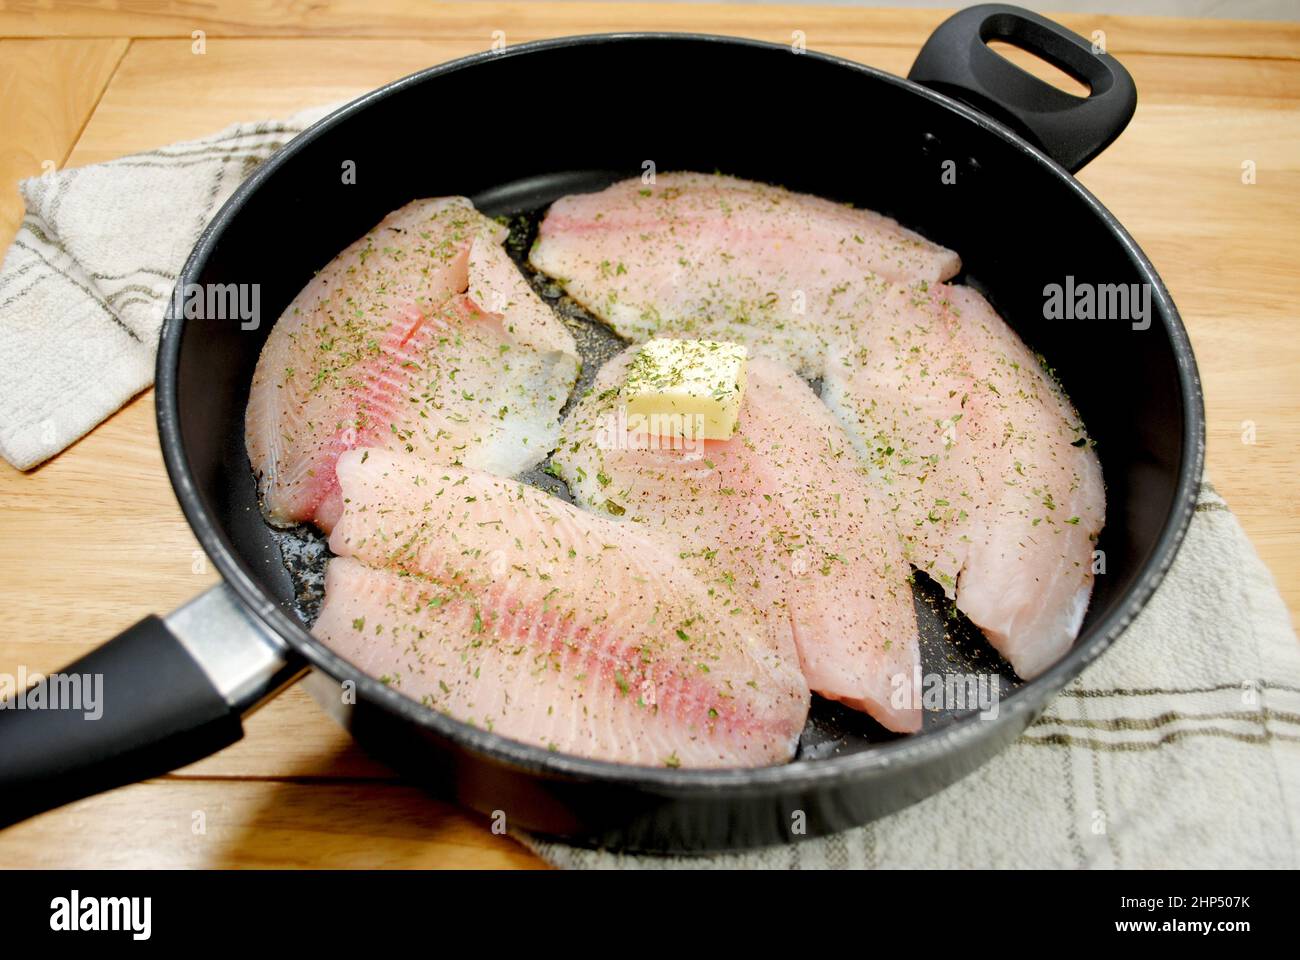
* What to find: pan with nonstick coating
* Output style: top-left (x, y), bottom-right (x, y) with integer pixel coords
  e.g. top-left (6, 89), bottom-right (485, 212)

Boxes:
top-left (0, 5), bottom-right (1204, 853)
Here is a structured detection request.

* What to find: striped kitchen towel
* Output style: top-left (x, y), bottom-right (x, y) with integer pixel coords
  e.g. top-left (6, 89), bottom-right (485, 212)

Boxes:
top-left (0, 104), bottom-right (336, 471)
top-left (522, 480), bottom-right (1300, 868)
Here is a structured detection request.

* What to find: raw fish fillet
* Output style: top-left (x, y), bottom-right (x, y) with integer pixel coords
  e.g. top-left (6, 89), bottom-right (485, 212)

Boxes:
top-left (246, 198), bottom-right (579, 531)
top-left (554, 348), bottom-right (921, 733)
top-left (822, 281), bottom-right (1105, 679)
top-left (529, 172), bottom-right (960, 376)
top-left (312, 448), bottom-right (811, 767)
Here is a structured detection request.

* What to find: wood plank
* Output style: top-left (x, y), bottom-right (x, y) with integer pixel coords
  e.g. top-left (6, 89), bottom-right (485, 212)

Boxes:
top-left (64, 38), bottom-right (490, 165)
top-left (1, 2), bottom-right (1297, 60)
top-left (0, 779), bottom-right (545, 868)
top-left (0, 392), bottom-right (216, 645)
top-left (1075, 103), bottom-right (1300, 613)
top-left (0, 37), bottom-right (128, 247)
top-left (1, 11), bottom-right (1296, 870)
top-left (62, 38), bottom-right (1300, 168)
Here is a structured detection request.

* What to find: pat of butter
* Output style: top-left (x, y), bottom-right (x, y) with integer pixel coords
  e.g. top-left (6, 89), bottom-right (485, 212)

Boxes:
top-left (623, 338), bottom-right (749, 441)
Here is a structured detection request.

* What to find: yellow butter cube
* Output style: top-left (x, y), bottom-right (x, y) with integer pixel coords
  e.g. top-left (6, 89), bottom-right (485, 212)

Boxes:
top-left (623, 338), bottom-right (749, 441)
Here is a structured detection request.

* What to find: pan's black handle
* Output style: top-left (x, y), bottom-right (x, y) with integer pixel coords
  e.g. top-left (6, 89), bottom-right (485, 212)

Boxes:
top-left (908, 3), bottom-right (1136, 172)
top-left (0, 586), bottom-right (302, 828)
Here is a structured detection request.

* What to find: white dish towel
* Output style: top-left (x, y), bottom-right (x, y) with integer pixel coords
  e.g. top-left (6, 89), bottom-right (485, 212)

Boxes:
top-left (1, 112), bottom-right (1296, 868)
top-left (0, 105), bottom-right (334, 471)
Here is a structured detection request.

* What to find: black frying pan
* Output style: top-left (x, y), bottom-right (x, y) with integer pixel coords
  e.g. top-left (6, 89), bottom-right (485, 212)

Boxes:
top-left (0, 5), bottom-right (1204, 853)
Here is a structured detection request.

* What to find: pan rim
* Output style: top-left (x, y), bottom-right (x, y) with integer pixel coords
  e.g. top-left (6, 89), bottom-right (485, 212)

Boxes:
top-left (157, 32), bottom-right (1206, 793)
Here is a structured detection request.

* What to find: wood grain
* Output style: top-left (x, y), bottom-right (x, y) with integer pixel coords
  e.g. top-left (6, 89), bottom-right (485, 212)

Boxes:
top-left (0, 38), bottom-right (128, 246)
top-left (0, 778), bottom-right (544, 868)
top-left (63, 38), bottom-right (491, 166)
top-left (1, 2), bottom-right (1297, 58)
top-left (0, 4), bottom-right (1296, 870)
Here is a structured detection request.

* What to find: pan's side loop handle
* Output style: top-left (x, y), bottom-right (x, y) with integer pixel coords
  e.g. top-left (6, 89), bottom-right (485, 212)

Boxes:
top-left (908, 3), bottom-right (1136, 172)
top-left (0, 585), bottom-right (303, 828)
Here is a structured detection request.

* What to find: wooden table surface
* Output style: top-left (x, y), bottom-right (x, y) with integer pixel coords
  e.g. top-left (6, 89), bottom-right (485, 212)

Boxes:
top-left (0, 2), bottom-right (1296, 869)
